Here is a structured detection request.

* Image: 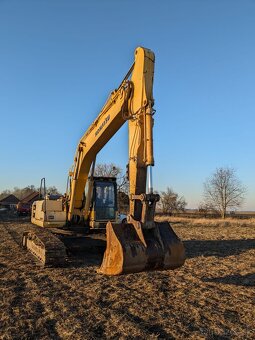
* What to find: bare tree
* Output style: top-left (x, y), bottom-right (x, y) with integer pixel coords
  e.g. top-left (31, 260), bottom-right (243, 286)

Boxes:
top-left (118, 191), bottom-right (129, 213)
top-left (94, 163), bottom-right (128, 193)
top-left (47, 186), bottom-right (62, 195)
top-left (0, 189), bottom-right (11, 200)
top-left (0, 187), bottom-right (36, 200)
top-left (203, 167), bottom-right (246, 218)
top-left (94, 163), bottom-right (120, 177)
top-left (13, 185), bottom-right (38, 199)
top-left (160, 187), bottom-right (187, 214)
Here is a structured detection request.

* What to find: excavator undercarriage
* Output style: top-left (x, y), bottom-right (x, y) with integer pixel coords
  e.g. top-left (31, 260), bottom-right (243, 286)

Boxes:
top-left (22, 219), bottom-right (185, 275)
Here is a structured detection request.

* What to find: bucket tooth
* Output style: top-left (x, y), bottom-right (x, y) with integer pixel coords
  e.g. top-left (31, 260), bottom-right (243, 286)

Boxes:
top-left (98, 221), bottom-right (185, 275)
top-left (98, 222), bottom-right (147, 275)
top-left (155, 222), bottom-right (186, 269)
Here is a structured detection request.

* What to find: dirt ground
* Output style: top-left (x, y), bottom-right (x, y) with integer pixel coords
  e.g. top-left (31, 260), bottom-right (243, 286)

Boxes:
top-left (0, 215), bottom-right (254, 339)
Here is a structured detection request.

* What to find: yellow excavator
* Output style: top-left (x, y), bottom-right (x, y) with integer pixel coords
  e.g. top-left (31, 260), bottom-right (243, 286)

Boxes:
top-left (23, 47), bottom-right (185, 275)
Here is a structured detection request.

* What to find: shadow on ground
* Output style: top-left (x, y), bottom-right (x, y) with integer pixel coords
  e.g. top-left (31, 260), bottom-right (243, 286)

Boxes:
top-left (202, 273), bottom-right (255, 287)
top-left (184, 239), bottom-right (255, 258)
top-left (68, 238), bottom-right (255, 270)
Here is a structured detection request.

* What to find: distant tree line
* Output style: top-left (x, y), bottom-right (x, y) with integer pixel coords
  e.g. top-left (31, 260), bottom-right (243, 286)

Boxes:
top-left (0, 185), bottom-right (61, 201)
top-left (1, 165), bottom-right (247, 219)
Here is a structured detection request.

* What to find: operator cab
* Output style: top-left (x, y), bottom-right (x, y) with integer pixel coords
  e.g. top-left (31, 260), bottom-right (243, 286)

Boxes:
top-left (87, 177), bottom-right (118, 228)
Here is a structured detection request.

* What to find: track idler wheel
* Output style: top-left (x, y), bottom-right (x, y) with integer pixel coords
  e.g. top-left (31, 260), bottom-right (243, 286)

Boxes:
top-left (98, 220), bottom-right (185, 275)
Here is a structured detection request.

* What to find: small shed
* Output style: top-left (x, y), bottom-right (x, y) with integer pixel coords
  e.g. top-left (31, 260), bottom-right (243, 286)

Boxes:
top-left (0, 194), bottom-right (20, 210)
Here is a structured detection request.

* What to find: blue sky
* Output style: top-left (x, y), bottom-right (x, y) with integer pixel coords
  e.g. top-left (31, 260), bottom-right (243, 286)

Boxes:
top-left (0, 0), bottom-right (254, 210)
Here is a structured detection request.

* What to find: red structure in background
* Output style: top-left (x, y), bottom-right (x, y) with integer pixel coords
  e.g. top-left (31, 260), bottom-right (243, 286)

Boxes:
top-left (16, 192), bottom-right (40, 216)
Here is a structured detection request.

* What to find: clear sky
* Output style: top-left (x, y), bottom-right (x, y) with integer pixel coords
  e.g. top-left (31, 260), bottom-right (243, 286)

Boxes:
top-left (0, 0), bottom-right (254, 210)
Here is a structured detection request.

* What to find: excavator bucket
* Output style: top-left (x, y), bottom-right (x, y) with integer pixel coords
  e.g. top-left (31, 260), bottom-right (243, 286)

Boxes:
top-left (98, 221), bottom-right (185, 275)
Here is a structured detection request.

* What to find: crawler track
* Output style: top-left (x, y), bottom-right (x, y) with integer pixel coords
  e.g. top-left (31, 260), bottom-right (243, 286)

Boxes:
top-left (0, 217), bottom-right (67, 267)
top-left (22, 226), bottom-right (67, 267)
top-left (0, 213), bottom-right (105, 268)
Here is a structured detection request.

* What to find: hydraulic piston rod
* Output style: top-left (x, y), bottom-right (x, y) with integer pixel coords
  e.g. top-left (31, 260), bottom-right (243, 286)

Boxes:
top-left (148, 165), bottom-right (153, 194)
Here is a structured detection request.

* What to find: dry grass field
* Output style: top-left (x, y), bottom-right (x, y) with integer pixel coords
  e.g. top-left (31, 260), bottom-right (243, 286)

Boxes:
top-left (1, 215), bottom-right (255, 339)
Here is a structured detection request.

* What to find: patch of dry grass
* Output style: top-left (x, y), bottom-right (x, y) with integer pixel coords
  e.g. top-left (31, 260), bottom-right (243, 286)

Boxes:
top-left (0, 218), bottom-right (255, 339)
top-left (156, 215), bottom-right (255, 228)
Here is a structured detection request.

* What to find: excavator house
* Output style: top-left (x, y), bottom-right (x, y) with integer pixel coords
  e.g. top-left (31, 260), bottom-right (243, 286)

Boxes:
top-left (23, 47), bottom-right (185, 275)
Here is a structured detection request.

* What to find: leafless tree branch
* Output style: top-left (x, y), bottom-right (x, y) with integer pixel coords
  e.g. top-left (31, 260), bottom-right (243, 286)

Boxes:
top-left (202, 167), bottom-right (246, 218)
